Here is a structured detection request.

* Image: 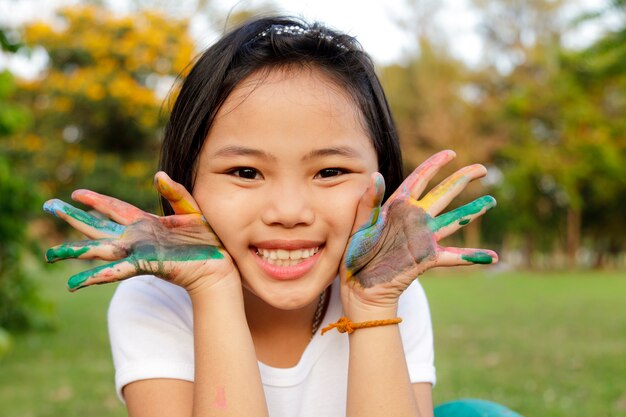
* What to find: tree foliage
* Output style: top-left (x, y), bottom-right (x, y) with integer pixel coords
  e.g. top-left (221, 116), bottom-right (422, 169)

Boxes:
top-left (14, 5), bottom-right (195, 210)
top-left (0, 32), bottom-right (48, 344)
top-left (0, 5), bottom-right (196, 343)
top-left (474, 0), bottom-right (626, 266)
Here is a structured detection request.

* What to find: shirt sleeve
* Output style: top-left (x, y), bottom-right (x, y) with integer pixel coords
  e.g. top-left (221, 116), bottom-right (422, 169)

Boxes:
top-left (397, 279), bottom-right (436, 386)
top-left (107, 275), bottom-right (195, 402)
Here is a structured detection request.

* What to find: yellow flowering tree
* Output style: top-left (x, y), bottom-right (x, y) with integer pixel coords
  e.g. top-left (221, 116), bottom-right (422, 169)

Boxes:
top-left (16, 5), bottom-right (195, 210)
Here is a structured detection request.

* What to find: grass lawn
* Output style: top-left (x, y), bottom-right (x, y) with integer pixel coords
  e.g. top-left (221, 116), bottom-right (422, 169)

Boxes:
top-left (0, 263), bottom-right (126, 417)
top-left (422, 269), bottom-right (626, 417)
top-left (1, 265), bottom-right (624, 417)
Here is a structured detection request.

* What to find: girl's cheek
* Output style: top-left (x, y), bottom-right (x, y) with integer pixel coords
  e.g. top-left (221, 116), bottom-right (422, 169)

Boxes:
top-left (320, 188), bottom-right (362, 239)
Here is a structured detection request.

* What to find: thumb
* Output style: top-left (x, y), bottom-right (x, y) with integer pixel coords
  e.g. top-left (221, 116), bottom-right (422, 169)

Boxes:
top-left (351, 172), bottom-right (385, 235)
top-left (154, 171), bottom-right (201, 215)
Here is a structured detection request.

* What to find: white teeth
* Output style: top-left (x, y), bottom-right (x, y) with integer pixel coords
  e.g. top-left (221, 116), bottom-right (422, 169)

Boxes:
top-left (256, 247), bottom-right (319, 266)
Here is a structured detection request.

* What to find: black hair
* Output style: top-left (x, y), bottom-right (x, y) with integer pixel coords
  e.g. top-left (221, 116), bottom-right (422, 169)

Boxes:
top-left (160, 15), bottom-right (403, 215)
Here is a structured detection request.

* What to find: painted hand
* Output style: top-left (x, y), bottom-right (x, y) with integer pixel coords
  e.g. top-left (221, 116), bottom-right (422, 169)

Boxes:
top-left (44, 172), bottom-right (237, 293)
top-left (342, 150), bottom-right (498, 307)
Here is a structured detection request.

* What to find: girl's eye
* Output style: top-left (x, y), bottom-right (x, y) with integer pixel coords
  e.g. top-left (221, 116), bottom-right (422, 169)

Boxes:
top-left (315, 168), bottom-right (345, 179)
top-left (230, 167), bottom-right (262, 180)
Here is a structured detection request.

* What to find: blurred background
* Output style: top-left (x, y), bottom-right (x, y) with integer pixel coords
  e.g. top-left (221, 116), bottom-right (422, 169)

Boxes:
top-left (0, 0), bottom-right (624, 416)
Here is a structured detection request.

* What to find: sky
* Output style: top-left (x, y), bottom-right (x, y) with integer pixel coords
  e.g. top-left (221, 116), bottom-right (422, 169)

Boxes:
top-left (0, 0), bottom-right (615, 78)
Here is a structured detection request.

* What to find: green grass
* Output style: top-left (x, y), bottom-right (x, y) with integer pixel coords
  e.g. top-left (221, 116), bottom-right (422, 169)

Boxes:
top-left (0, 263), bottom-right (126, 417)
top-left (422, 269), bottom-right (626, 417)
top-left (1, 266), bottom-right (624, 417)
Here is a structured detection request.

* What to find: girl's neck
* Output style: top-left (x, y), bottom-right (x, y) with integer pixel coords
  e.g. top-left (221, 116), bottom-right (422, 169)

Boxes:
top-left (242, 288), bottom-right (320, 368)
top-left (243, 288), bottom-right (318, 334)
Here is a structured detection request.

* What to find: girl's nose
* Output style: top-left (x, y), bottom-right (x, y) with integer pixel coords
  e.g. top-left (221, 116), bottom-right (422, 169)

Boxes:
top-left (261, 183), bottom-right (315, 228)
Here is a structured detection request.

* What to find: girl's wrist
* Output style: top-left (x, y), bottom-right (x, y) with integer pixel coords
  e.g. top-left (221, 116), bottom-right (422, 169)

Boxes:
top-left (187, 270), bottom-right (243, 305)
top-left (342, 292), bottom-right (399, 322)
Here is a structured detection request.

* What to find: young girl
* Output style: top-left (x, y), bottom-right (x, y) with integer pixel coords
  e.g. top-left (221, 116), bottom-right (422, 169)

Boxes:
top-left (44, 15), bottom-right (519, 417)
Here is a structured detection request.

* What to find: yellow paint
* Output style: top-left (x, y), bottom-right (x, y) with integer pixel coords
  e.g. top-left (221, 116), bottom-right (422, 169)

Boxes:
top-left (156, 177), bottom-right (199, 214)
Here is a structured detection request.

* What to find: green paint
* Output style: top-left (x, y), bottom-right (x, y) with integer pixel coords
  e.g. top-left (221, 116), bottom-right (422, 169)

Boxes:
top-left (46, 243), bottom-right (91, 263)
top-left (430, 195), bottom-right (496, 232)
top-left (67, 244), bottom-right (224, 290)
top-left (459, 218), bottom-right (470, 225)
top-left (462, 251), bottom-right (494, 264)
top-left (68, 262), bottom-right (117, 290)
top-left (133, 244), bottom-right (224, 262)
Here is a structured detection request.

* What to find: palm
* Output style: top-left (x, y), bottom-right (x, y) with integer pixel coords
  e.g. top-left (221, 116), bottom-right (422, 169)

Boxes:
top-left (342, 150), bottom-right (498, 303)
top-left (346, 196), bottom-right (437, 288)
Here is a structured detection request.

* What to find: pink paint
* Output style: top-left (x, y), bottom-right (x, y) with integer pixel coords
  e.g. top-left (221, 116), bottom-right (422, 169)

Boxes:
top-left (213, 386), bottom-right (227, 409)
top-left (438, 245), bottom-right (498, 262)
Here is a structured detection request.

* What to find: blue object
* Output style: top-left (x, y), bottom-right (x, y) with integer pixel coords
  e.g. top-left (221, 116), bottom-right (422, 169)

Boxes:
top-left (434, 399), bottom-right (524, 417)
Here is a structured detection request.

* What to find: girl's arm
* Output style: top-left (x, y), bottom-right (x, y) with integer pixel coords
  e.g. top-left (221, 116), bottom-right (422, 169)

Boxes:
top-left (414, 383), bottom-right (435, 417)
top-left (189, 279), bottom-right (268, 417)
top-left (339, 150), bottom-right (497, 416)
top-left (120, 281), bottom-right (267, 417)
top-left (44, 173), bottom-right (269, 417)
top-left (125, 380), bottom-right (193, 417)
top-left (345, 303), bottom-right (428, 417)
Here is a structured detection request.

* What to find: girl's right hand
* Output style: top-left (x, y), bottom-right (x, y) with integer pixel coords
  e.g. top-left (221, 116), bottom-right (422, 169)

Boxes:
top-left (44, 172), bottom-right (239, 295)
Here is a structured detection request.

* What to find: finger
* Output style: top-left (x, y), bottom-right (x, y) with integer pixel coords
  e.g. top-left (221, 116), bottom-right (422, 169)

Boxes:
top-left (43, 199), bottom-right (125, 239)
top-left (154, 171), bottom-right (201, 215)
top-left (416, 164), bottom-right (487, 216)
top-left (46, 239), bottom-right (127, 263)
top-left (352, 172), bottom-right (385, 235)
top-left (67, 258), bottom-right (138, 291)
top-left (435, 246), bottom-right (498, 267)
top-left (388, 150), bottom-right (456, 202)
top-left (431, 195), bottom-right (497, 240)
top-left (72, 189), bottom-right (146, 225)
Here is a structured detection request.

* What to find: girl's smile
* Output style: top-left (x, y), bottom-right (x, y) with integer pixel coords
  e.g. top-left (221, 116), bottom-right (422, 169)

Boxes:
top-left (192, 65), bottom-right (379, 310)
top-left (251, 240), bottom-right (322, 280)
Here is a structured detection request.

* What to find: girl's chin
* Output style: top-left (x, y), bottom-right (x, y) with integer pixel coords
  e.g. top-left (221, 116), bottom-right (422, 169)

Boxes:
top-left (244, 287), bottom-right (319, 311)
top-left (241, 274), bottom-right (334, 311)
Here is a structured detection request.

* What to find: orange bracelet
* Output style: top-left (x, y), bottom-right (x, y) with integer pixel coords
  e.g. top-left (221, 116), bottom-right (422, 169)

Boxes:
top-left (321, 316), bottom-right (403, 335)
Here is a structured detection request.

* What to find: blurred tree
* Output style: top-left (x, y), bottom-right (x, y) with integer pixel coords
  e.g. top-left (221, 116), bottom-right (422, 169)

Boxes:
top-left (570, 0), bottom-right (626, 267)
top-left (0, 29), bottom-right (49, 348)
top-left (471, 0), bottom-right (566, 73)
top-left (469, 0), bottom-right (626, 267)
top-left (13, 5), bottom-right (195, 211)
top-left (575, 0), bottom-right (626, 78)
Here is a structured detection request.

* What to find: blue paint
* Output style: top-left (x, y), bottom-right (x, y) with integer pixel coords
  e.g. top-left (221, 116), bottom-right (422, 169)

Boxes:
top-left (43, 199), bottom-right (124, 236)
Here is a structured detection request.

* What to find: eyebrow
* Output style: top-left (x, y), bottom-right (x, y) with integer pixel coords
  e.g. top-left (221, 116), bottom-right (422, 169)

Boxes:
top-left (211, 145), bottom-right (362, 161)
top-left (302, 146), bottom-right (362, 161)
top-left (211, 145), bottom-right (276, 161)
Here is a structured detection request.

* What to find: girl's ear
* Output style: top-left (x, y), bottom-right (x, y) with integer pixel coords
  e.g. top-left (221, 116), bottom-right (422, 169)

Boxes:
top-left (351, 172), bottom-right (385, 235)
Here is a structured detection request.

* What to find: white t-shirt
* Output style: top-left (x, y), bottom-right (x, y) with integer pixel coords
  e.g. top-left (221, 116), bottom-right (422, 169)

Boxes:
top-left (108, 276), bottom-right (436, 416)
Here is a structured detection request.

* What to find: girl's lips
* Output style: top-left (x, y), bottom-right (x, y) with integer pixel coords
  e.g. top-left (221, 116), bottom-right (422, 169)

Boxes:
top-left (253, 239), bottom-right (324, 250)
top-left (250, 245), bottom-right (323, 280)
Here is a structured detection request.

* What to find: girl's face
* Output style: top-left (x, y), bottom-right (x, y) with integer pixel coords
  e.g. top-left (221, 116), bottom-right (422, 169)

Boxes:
top-left (193, 67), bottom-right (378, 310)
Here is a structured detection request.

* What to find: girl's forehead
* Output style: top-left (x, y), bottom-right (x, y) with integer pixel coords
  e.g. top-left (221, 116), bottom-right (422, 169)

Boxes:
top-left (201, 66), bottom-right (376, 165)
top-left (218, 66), bottom-right (360, 119)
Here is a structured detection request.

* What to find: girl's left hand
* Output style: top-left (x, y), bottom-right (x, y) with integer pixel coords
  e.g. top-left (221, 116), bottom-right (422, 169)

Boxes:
top-left (341, 150), bottom-right (498, 311)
